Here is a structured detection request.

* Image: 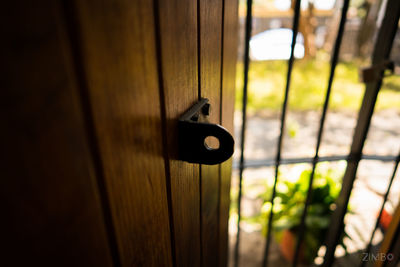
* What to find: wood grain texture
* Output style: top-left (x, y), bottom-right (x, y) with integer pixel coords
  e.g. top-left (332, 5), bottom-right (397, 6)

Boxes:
top-left (157, 0), bottom-right (201, 266)
top-left (71, 0), bottom-right (173, 266)
top-left (199, 0), bottom-right (224, 266)
top-left (0, 2), bottom-right (113, 266)
top-left (219, 0), bottom-right (239, 266)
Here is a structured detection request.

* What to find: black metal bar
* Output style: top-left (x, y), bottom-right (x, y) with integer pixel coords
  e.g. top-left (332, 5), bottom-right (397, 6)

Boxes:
top-left (234, 0), bottom-right (253, 265)
top-left (322, 1), bottom-right (400, 265)
top-left (262, 1), bottom-right (302, 266)
top-left (353, 155), bottom-right (397, 162)
top-left (292, 1), bottom-right (350, 266)
top-left (232, 154), bottom-right (399, 169)
top-left (360, 152), bottom-right (400, 267)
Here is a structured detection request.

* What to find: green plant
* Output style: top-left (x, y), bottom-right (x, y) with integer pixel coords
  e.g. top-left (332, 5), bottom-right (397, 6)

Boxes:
top-left (260, 163), bottom-right (350, 263)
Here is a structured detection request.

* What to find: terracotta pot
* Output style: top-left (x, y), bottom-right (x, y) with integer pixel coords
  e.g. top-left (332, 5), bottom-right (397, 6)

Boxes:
top-left (379, 208), bottom-right (392, 230)
top-left (279, 230), bottom-right (309, 264)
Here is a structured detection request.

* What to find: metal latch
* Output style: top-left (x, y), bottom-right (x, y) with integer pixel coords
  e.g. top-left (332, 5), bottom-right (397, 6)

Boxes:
top-left (178, 98), bottom-right (234, 165)
top-left (360, 60), bottom-right (400, 83)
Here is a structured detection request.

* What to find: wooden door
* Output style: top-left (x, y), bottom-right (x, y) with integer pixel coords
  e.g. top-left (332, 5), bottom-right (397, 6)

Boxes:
top-left (2, 1), bottom-right (238, 266)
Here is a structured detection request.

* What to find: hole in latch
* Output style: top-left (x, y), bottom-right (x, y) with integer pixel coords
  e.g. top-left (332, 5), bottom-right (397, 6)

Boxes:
top-left (204, 136), bottom-right (220, 150)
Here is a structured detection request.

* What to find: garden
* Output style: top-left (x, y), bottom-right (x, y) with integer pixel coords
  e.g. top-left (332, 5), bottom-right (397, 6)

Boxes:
top-left (230, 37), bottom-right (400, 267)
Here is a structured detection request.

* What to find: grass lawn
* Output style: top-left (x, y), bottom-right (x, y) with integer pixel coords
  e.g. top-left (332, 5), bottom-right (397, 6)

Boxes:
top-left (235, 57), bottom-right (400, 112)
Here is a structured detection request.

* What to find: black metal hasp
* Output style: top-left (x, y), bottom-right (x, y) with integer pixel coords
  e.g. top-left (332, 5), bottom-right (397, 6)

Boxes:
top-left (178, 98), bottom-right (234, 165)
top-left (360, 60), bottom-right (400, 83)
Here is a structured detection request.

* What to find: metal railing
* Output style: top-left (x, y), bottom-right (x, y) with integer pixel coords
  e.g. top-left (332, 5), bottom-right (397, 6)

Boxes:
top-left (233, 0), bottom-right (400, 266)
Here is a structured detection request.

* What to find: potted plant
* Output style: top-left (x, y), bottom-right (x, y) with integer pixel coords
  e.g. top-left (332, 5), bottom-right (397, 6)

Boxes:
top-left (260, 163), bottom-right (350, 264)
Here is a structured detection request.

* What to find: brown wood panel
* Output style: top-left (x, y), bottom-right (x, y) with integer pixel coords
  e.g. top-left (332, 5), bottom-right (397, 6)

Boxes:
top-left (157, 0), bottom-right (201, 266)
top-left (199, 0), bottom-right (224, 266)
top-left (0, 1), bottom-right (113, 266)
top-left (70, 0), bottom-right (173, 266)
top-left (219, 0), bottom-right (239, 266)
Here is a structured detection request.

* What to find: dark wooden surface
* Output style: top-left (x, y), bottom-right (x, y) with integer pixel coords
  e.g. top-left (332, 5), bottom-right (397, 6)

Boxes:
top-left (199, 0), bottom-right (223, 266)
top-left (71, 0), bottom-right (173, 266)
top-left (219, 0), bottom-right (239, 266)
top-left (2, 1), bottom-right (237, 266)
top-left (157, 0), bottom-right (201, 266)
top-left (0, 1), bottom-right (113, 266)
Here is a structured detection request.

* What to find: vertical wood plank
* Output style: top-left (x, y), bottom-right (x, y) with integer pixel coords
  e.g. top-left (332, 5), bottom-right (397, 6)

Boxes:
top-left (156, 0), bottom-right (201, 266)
top-left (199, 0), bottom-right (224, 266)
top-left (219, 0), bottom-right (239, 266)
top-left (70, 0), bottom-right (173, 266)
top-left (0, 1), bottom-right (113, 266)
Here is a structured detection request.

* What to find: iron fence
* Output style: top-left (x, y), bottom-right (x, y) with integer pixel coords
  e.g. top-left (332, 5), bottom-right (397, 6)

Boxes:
top-left (233, 0), bottom-right (400, 267)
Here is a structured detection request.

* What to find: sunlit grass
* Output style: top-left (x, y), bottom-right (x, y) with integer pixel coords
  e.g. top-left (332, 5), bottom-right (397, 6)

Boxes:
top-left (235, 58), bottom-right (400, 112)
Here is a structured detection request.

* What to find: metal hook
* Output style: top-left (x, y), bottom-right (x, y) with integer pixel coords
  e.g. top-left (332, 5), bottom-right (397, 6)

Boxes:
top-left (178, 98), bottom-right (234, 165)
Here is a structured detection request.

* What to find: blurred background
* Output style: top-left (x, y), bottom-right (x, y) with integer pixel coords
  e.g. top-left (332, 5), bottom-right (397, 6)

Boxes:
top-left (229, 0), bottom-right (400, 266)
